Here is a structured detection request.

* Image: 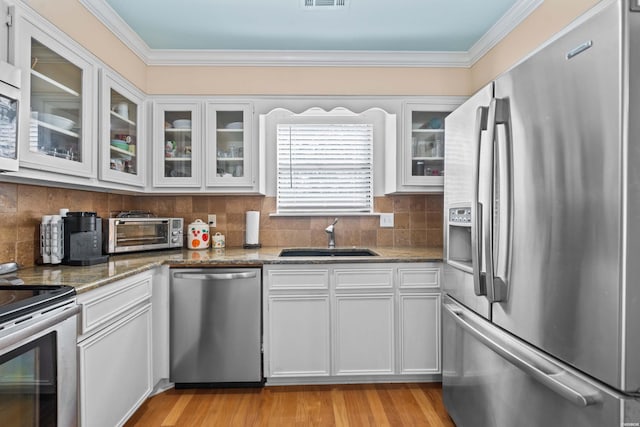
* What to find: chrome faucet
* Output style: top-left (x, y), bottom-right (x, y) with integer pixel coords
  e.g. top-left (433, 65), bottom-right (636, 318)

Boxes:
top-left (325, 218), bottom-right (339, 248)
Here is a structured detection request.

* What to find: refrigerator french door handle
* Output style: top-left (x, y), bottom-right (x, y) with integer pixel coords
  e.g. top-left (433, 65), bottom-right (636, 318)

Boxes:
top-left (491, 98), bottom-right (512, 302)
top-left (472, 105), bottom-right (489, 296)
top-left (173, 271), bottom-right (258, 281)
top-left (443, 300), bottom-right (603, 408)
top-left (483, 99), bottom-right (498, 302)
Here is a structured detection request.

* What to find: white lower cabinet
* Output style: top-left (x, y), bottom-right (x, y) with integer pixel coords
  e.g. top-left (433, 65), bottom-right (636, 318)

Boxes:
top-left (334, 294), bottom-right (394, 375)
top-left (399, 293), bottom-right (441, 374)
top-left (77, 271), bottom-right (153, 427)
top-left (268, 295), bottom-right (330, 377)
top-left (263, 262), bottom-right (441, 383)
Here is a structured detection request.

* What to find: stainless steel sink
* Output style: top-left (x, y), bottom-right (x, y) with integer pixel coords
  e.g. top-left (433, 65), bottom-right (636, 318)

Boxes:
top-left (278, 248), bottom-right (379, 257)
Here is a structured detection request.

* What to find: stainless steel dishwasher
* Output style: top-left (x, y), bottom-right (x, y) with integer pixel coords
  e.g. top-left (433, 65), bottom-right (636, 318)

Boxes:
top-left (169, 268), bottom-right (263, 387)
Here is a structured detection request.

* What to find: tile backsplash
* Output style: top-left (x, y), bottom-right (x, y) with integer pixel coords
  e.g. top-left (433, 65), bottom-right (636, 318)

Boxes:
top-left (0, 182), bottom-right (443, 267)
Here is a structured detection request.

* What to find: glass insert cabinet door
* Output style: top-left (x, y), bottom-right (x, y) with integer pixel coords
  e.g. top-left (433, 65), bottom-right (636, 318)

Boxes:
top-left (410, 110), bottom-right (446, 179)
top-left (206, 103), bottom-right (252, 187)
top-left (29, 39), bottom-right (82, 162)
top-left (17, 16), bottom-right (96, 177)
top-left (153, 102), bottom-right (202, 188)
top-left (99, 71), bottom-right (145, 187)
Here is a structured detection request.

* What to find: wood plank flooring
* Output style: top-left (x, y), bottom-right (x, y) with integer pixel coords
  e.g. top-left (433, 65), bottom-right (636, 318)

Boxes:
top-left (125, 383), bottom-right (455, 426)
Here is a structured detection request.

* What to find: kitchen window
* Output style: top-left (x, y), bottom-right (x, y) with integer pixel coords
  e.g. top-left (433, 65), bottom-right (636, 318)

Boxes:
top-left (260, 106), bottom-right (395, 216)
top-left (276, 123), bottom-right (373, 214)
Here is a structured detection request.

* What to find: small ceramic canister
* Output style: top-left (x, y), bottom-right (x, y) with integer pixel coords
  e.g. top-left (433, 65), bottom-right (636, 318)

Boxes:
top-left (212, 232), bottom-right (225, 248)
top-left (187, 219), bottom-right (210, 249)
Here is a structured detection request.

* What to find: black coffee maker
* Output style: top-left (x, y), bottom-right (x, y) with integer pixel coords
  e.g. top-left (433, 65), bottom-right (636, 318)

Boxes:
top-left (63, 212), bottom-right (109, 266)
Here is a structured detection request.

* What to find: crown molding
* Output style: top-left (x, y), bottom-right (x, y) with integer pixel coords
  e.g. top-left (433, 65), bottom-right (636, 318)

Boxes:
top-left (467, 0), bottom-right (544, 64)
top-left (80, 0), bottom-right (542, 68)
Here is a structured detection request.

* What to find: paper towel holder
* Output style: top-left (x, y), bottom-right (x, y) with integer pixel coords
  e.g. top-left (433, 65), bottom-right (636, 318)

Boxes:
top-left (244, 210), bottom-right (261, 249)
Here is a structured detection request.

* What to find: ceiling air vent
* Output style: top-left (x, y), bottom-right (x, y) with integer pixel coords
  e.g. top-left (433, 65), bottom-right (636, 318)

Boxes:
top-left (302, 0), bottom-right (348, 9)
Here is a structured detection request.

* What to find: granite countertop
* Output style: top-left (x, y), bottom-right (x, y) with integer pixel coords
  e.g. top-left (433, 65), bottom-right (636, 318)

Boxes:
top-left (14, 246), bottom-right (443, 294)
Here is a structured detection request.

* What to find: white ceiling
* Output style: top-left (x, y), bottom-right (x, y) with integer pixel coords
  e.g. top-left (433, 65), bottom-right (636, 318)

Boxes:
top-left (80, 0), bottom-right (543, 66)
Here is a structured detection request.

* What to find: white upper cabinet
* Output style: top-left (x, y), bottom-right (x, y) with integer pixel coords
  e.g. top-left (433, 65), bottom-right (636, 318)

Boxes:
top-left (205, 102), bottom-right (255, 190)
top-left (15, 13), bottom-right (97, 178)
top-left (99, 71), bottom-right (146, 187)
top-left (152, 101), bottom-right (202, 188)
top-left (386, 98), bottom-right (463, 193)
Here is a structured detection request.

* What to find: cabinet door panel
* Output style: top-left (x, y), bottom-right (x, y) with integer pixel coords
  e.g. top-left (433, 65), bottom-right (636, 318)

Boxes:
top-left (399, 293), bottom-right (441, 374)
top-left (16, 16), bottom-right (96, 177)
top-left (78, 305), bottom-right (152, 427)
top-left (334, 294), bottom-right (394, 375)
top-left (206, 103), bottom-right (255, 189)
top-left (99, 71), bottom-right (146, 187)
top-left (153, 102), bottom-right (202, 187)
top-left (268, 295), bottom-right (330, 377)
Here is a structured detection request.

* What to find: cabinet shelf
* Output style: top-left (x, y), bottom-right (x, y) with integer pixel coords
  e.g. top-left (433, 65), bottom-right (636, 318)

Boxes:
top-left (217, 157), bottom-right (243, 162)
top-left (217, 128), bottom-right (243, 133)
top-left (165, 157), bottom-right (192, 162)
top-left (34, 119), bottom-right (79, 138)
top-left (413, 156), bottom-right (444, 161)
top-left (110, 110), bottom-right (136, 126)
top-left (110, 145), bottom-right (135, 157)
top-left (164, 128), bottom-right (191, 133)
top-left (412, 128), bottom-right (444, 133)
top-left (31, 69), bottom-right (80, 97)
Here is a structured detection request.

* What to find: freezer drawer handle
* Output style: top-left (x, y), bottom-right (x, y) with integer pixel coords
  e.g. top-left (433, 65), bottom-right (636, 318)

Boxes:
top-left (443, 301), bottom-right (602, 408)
top-left (173, 271), bottom-right (258, 281)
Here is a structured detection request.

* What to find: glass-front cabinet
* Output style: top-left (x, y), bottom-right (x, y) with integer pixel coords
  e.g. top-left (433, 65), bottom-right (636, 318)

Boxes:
top-left (153, 102), bottom-right (202, 187)
top-left (99, 71), bottom-right (145, 187)
top-left (409, 110), bottom-right (446, 181)
top-left (387, 100), bottom-right (461, 193)
top-left (16, 19), bottom-right (96, 177)
top-left (206, 103), bottom-right (253, 188)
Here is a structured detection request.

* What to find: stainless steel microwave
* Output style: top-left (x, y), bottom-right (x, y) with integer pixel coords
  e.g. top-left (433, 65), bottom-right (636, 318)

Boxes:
top-left (104, 217), bottom-right (184, 254)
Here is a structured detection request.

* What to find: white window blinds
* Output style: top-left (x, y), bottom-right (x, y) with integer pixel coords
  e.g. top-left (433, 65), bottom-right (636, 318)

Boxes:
top-left (277, 123), bottom-right (374, 214)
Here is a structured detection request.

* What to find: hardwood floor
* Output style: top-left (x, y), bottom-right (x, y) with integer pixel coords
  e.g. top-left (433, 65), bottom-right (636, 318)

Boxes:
top-left (125, 383), bottom-right (455, 426)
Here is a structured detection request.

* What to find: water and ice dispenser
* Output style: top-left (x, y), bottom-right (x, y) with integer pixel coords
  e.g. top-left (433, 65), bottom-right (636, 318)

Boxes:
top-left (447, 206), bottom-right (472, 270)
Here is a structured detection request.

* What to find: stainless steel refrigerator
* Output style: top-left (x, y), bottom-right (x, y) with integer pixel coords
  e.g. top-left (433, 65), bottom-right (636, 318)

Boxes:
top-left (442, 0), bottom-right (640, 425)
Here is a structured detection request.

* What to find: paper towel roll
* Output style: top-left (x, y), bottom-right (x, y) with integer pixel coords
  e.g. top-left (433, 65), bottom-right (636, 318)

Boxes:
top-left (245, 211), bottom-right (260, 245)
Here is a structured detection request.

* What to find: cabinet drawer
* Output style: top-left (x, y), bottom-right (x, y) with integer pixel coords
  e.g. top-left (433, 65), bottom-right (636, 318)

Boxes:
top-left (267, 269), bottom-right (329, 290)
top-left (398, 267), bottom-right (440, 289)
top-left (78, 272), bottom-right (152, 336)
top-left (334, 268), bottom-right (393, 290)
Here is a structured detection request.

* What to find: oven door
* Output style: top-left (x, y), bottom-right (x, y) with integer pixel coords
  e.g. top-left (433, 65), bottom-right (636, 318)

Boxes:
top-left (110, 219), bottom-right (172, 253)
top-left (0, 303), bottom-right (79, 426)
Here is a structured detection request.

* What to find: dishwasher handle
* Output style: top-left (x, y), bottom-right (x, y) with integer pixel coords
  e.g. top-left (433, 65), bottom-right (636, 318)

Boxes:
top-left (173, 271), bottom-right (258, 281)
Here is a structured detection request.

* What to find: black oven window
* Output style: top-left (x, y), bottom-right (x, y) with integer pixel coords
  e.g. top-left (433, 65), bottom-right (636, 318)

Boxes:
top-left (0, 332), bottom-right (57, 426)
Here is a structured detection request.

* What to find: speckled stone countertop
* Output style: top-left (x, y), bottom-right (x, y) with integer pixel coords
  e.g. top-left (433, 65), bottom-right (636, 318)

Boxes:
top-left (13, 246), bottom-right (443, 294)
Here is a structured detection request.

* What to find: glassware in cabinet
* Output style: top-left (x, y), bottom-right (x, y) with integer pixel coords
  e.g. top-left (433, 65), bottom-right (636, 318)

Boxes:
top-left (163, 111), bottom-right (193, 179)
top-left (108, 89), bottom-right (138, 175)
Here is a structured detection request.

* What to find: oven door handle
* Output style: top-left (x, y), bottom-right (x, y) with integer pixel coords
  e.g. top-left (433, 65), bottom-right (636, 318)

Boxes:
top-left (0, 303), bottom-right (80, 351)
